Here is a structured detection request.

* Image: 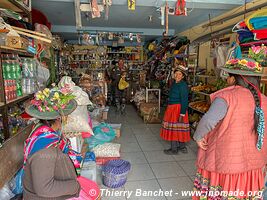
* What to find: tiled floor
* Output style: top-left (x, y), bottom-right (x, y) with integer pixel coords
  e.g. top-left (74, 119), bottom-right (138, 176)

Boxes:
top-left (98, 105), bottom-right (197, 200)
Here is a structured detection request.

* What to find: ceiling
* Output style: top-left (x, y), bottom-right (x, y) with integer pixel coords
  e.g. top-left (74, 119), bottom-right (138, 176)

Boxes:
top-left (32, 0), bottom-right (249, 44)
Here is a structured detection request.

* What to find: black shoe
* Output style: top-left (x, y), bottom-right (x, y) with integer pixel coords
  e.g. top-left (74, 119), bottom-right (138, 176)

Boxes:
top-left (164, 148), bottom-right (178, 155)
top-left (177, 146), bottom-right (188, 154)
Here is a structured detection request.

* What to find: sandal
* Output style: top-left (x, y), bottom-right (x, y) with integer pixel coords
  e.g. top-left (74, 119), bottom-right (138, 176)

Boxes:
top-left (164, 148), bottom-right (178, 155)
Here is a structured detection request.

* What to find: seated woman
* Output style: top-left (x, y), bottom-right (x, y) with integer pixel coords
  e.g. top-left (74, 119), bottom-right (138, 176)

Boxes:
top-left (23, 88), bottom-right (99, 200)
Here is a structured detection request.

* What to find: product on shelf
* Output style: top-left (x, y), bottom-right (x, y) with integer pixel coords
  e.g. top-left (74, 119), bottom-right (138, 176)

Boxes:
top-left (191, 84), bottom-right (217, 94)
top-left (2, 54), bottom-right (23, 101)
top-left (189, 101), bottom-right (210, 113)
top-left (21, 58), bottom-right (38, 95)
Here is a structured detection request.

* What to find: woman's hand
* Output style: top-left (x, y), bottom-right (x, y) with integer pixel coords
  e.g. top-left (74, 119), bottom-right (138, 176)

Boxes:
top-left (196, 138), bottom-right (208, 150)
top-left (178, 115), bottom-right (184, 122)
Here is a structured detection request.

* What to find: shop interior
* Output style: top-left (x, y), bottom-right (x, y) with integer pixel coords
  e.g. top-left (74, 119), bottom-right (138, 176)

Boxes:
top-left (0, 0), bottom-right (267, 199)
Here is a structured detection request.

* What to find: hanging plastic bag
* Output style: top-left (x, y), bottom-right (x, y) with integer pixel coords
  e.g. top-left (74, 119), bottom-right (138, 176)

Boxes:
top-left (0, 184), bottom-right (15, 200)
top-left (85, 123), bottom-right (116, 149)
top-left (8, 168), bottom-right (24, 195)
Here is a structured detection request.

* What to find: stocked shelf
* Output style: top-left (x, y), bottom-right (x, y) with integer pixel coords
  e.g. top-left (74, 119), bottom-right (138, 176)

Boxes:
top-left (0, 46), bottom-right (34, 57)
top-left (6, 94), bottom-right (33, 106)
top-left (0, 0), bottom-right (30, 15)
top-left (107, 51), bottom-right (138, 54)
top-left (192, 91), bottom-right (210, 96)
top-left (197, 75), bottom-right (216, 79)
top-left (240, 40), bottom-right (267, 47)
top-left (188, 105), bottom-right (206, 115)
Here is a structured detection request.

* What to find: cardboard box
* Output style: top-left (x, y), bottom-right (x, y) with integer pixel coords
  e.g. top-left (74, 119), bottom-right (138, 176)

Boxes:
top-left (109, 124), bottom-right (122, 138)
top-left (6, 36), bottom-right (22, 48)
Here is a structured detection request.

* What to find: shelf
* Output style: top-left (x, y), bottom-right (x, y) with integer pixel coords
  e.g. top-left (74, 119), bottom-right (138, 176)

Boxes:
top-left (0, 46), bottom-right (34, 57)
top-left (197, 75), bottom-right (216, 79)
top-left (188, 106), bottom-right (206, 115)
top-left (240, 40), bottom-right (267, 47)
top-left (0, 123), bottom-right (33, 188)
top-left (191, 91), bottom-right (210, 96)
top-left (107, 51), bottom-right (137, 54)
top-left (6, 94), bottom-right (33, 106)
top-left (1, 0), bottom-right (30, 15)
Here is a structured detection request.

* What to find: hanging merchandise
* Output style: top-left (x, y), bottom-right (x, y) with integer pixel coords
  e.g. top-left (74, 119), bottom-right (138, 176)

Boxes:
top-left (136, 34), bottom-right (141, 43)
top-left (161, 6), bottom-right (165, 26)
top-left (108, 32), bottom-right (114, 40)
top-left (103, 0), bottom-right (112, 20)
top-left (118, 34), bottom-right (124, 44)
top-left (129, 33), bottom-right (133, 42)
top-left (91, 0), bottom-right (101, 18)
top-left (95, 34), bottom-right (99, 45)
top-left (128, 0), bottom-right (135, 11)
top-left (165, 2), bottom-right (169, 35)
top-left (175, 0), bottom-right (187, 16)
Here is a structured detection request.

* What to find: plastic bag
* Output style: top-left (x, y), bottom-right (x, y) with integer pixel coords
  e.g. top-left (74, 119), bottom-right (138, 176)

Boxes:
top-left (85, 123), bottom-right (116, 149)
top-left (63, 106), bottom-right (94, 135)
top-left (92, 143), bottom-right (121, 157)
top-left (8, 168), bottom-right (24, 195)
top-left (0, 184), bottom-right (15, 200)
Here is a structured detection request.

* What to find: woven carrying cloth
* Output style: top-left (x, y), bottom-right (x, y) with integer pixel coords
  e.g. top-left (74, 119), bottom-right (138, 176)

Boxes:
top-left (102, 159), bottom-right (131, 188)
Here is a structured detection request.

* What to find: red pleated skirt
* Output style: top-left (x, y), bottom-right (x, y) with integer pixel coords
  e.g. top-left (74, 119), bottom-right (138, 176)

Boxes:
top-left (160, 104), bottom-right (190, 142)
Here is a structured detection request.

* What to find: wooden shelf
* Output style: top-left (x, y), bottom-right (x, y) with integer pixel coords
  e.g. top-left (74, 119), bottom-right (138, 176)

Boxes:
top-left (6, 94), bottom-right (33, 106)
top-left (0, 124), bottom-right (33, 188)
top-left (0, 0), bottom-right (30, 15)
top-left (188, 106), bottom-right (206, 115)
top-left (107, 51), bottom-right (137, 54)
top-left (191, 91), bottom-right (211, 96)
top-left (240, 40), bottom-right (267, 47)
top-left (197, 74), bottom-right (216, 79)
top-left (0, 46), bottom-right (34, 57)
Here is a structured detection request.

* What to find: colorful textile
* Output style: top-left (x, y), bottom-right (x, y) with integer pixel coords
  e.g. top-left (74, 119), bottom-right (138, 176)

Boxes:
top-left (160, 104), bottom-right (190, 142)
top-left (245, 9), bottom-right (267, 30)
top-left (193, 168), bottom-right (265, 200)
top-left (24, 123), bottom-right (83, 172)
top-left (67, 176), bottom-right (100, 200)
top-left (250, 17), bottom-right (267, 30)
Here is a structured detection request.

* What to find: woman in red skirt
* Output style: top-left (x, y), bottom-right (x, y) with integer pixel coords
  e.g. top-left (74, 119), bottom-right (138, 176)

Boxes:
top-left (160, 66), bottom-right (190, 154)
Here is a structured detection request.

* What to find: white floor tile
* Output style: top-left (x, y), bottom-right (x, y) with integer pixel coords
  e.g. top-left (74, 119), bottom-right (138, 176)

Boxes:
top-left (177, 160), bottom-right (197, 176)
top-left (135, 133), bottom-right (159, 142)
top-left (144, 151), bottom-right (175, 163)
top-left (121, 152), bottom-right (148, 164)
top-left (139, 141), bottom-right (164, 152)
top-left (158, 177), bottom-right (194, 200)
top-left (132, 127), bottom-right (152, 135)
top-left (127, 164), bottom-right (155, 181)
top-left (125, 179), bottom-right (166, 200)
top-left (172, 148), bottom-right (197, 161)
top-left (121, 142), bottom-right (142, 153)
top-left (150, 162), bottom-right (187, 179)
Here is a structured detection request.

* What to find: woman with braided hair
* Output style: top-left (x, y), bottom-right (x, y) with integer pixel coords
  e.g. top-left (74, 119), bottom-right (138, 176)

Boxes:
top-left (193, 58), bottom-right (267, 200)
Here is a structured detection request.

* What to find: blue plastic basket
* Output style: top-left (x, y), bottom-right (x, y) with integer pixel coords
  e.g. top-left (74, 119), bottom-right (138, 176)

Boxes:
top-left (102, 159), bottom-right (131, 188)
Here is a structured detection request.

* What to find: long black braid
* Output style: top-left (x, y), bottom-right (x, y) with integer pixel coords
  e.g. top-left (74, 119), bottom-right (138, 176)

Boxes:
top-left (232, 74), bottom-right (261, 134)
top-left (246, 84), bottom-right (260, 132)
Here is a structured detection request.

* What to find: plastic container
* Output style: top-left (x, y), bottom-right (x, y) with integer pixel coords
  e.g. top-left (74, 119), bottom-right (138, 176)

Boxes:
top-left (80, 161), bottom-right (97, 182)
top-left (102, 159), bottom-right (131, 188)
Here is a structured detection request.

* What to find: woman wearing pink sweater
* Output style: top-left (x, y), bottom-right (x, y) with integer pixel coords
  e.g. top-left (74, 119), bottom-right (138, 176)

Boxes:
top-left (193, 57), bottom-right (267, 199)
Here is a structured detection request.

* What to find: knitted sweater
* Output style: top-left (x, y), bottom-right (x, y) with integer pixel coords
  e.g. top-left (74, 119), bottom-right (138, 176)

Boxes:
top-left (168, 80), bottom-right (188, 114)
top-left (23, 147), bottom-right (80, 200)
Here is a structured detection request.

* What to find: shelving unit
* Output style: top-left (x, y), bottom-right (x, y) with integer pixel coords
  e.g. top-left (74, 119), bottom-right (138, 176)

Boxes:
top-left (0, 47), bottom-right (34, 141)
